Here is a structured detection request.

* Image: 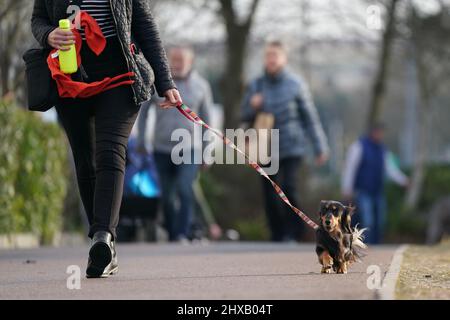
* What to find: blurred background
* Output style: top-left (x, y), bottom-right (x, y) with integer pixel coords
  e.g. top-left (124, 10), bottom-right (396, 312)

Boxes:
top-left (1, 0), bottom-right (449, 247)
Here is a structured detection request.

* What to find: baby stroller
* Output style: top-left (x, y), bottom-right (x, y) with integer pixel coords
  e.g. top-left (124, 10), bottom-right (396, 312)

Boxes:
top-left (117, 138), bottom-right (161, 242)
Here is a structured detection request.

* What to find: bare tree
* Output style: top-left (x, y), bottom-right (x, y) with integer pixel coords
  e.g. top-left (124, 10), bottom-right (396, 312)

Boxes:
top-left (366, 0), bottom-right (400, 129)
top-left (405, 32), bottom-right (431, 210)
top-left (298, 0), bottom-right (312, 82)
top-left (151, 0), bottom-right (261, 128)
top-left (404, 3), bottom-right (450, 209)
top-left (218, 0), bottom-right (261, 128)
top-left (0, 0), bottom-right (31, 101)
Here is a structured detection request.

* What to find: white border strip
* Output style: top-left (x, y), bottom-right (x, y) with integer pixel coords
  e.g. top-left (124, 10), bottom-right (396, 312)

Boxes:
top-left (377, 245), bottom-right (409, 300)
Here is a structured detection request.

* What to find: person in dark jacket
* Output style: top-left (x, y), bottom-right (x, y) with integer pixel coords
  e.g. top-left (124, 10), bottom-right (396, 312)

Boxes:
top-left (241, 40), bottom-right (329, 242)
top-left (31, 0), bottom-right (182, 278)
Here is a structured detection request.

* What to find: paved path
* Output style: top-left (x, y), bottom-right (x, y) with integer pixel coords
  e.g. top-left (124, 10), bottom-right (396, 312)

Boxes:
top-left (0, 243), bottom-right (398, 299)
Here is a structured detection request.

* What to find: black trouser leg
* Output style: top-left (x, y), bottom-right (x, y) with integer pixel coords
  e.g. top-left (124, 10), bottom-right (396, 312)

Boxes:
top-left (262, 172), bottom-right (285, 242)
top-left (90, 86), bottom-right (140, 239)
top-left (261, 156), bottom-right (303, 242)
top-left (278, 157), bottom-right (303, 240)
top-left (56, 86), bottom-right (139, 239)
top-left (56, 98), bottom-right (96, 225)
top-left (154, 152), bottom-right (178, 241)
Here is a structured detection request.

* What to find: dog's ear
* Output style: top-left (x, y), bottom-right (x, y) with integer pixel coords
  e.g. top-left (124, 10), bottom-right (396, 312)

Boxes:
top-left (319, 200), bottom-right (328, 215)
top-left (341, 206), bottom-right (355, 233)
top-left (345, 205), bottom-right (356, 216)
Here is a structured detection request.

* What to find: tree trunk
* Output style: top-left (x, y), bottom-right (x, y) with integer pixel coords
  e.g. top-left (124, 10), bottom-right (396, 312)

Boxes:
top-left (222, 26), bottom-right (249, 129)
top-left (366, 0), bottom-right (399, 129)
top-left (0, 0), bottom-right (27, 99)
top-left (0, 58), bottom-right (10, 97)
top-left (218, 0), bottom-right (260, 129)
top-left (299, 0), bottom-right (312, 83)
top-left (404, 7), bottom-right (432, 210)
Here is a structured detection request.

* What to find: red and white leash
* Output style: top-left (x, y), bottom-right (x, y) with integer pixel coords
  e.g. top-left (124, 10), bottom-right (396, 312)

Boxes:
top-left (176, 103), bottom-right (319, 230)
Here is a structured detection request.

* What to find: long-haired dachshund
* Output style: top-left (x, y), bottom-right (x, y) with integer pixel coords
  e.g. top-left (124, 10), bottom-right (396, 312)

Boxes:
top-left (316, 200), bottom-right (367, 274)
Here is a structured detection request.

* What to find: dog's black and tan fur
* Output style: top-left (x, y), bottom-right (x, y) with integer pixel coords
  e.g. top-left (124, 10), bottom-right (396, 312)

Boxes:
top-left (315, 200), bottom-right (367, 274)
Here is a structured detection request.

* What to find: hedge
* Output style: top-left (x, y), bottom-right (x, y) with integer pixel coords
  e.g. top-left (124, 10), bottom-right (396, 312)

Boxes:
top-left (385, 164), bottom-right (450, 242)
top-left (0, 100), bottom-right (68, 244)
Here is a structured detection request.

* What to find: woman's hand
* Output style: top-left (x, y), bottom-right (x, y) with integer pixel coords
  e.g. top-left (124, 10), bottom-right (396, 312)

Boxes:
top-left (47, 28), bottom-right (75, 51)
top-left (160, 88), bottom-right (183, 109)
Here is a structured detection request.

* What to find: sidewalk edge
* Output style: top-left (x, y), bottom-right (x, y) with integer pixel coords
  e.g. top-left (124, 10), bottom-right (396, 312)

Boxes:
top-left (377, 244), bottom-right (409, 300)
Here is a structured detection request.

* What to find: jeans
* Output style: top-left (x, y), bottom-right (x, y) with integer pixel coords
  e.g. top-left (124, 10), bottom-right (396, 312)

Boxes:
top-left (56, 85), bottom-right (140, 240)
top-left (355, 191), bottom-right (386, 244)
top-left (154, 151), bottom-right (200, 241)
top-left (262, 156), bottom-right (303, 242)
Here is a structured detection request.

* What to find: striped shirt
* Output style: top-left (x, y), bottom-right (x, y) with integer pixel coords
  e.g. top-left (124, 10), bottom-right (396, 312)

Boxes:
top-left (70, 0), bottom-right (117, 39)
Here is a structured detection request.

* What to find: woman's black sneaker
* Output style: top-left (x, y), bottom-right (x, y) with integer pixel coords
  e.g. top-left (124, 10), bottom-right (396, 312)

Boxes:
top-left (86, 231), bottom-right (118, 278)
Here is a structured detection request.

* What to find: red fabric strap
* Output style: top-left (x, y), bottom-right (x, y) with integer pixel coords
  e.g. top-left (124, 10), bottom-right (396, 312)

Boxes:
top-left (47, 11), bottom-right (134, 99)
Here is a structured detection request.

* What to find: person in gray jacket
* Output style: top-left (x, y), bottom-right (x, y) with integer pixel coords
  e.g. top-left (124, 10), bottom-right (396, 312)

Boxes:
top-left (242, 40), bottom-right (329, 242)
top-left (138, 46), bottom-right (213, 242)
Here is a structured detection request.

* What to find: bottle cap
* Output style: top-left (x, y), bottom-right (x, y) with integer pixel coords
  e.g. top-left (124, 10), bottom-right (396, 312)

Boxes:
top-left (59, 19), bottom-right (71, 29)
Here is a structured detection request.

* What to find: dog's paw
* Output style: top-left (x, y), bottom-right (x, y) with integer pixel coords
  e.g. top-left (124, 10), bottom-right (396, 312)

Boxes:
top-left (321, 266), bottom-right (332, 274)
top-left (336, 267), bottom-right (348, 274)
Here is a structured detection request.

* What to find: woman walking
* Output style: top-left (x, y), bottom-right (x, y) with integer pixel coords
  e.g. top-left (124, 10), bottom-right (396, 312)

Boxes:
top-left (31, 0), bottom-right (182, 278)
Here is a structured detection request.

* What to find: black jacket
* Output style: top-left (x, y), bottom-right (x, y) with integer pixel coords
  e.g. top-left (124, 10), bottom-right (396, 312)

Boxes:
top-left (31, 0), bottom-right (175, 104)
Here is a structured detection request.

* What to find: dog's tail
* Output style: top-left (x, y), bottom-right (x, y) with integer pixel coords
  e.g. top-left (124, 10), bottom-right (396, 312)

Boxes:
top-left (351, 224), bottom-right (368, 261)
top-left (352, 225), bottom-right (367, 249)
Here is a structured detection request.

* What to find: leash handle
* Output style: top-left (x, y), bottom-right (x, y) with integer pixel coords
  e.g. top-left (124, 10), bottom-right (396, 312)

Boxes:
top-left (176, 103), bottom-right (319, 230)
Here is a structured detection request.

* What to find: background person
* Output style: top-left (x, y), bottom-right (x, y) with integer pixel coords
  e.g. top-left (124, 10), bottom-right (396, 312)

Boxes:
top-left (342, 123), bottom-right (410, 244)
top-left (241, 41), bottom-right (329, 242)
top-left (137, 46), bottom-right (213, 242)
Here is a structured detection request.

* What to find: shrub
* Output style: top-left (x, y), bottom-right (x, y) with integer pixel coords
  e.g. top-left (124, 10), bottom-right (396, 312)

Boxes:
top-left (385, 164), bottom-right (450, 242)
top-left (0, 101), bottom-right (68, 244)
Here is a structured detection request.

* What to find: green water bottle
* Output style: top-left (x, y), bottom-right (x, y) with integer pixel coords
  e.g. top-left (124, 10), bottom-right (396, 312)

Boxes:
top-left (58, 19), bottom-right (77, 74)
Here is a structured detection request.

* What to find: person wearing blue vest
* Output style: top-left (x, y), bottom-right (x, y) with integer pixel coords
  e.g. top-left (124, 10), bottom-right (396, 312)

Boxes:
top-left (342, 123), bottom-right (409, 244)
